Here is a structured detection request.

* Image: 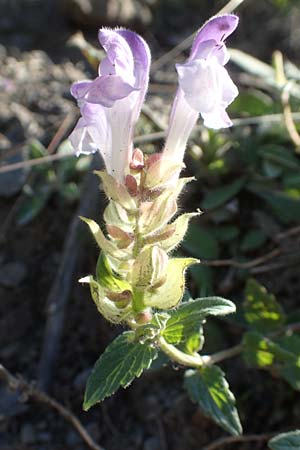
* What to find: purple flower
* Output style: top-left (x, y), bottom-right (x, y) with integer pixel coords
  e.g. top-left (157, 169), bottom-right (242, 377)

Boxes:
top-left (69, 28), bottom-right (150, 182)
top-left (163, 15), bottom-right (238, 163)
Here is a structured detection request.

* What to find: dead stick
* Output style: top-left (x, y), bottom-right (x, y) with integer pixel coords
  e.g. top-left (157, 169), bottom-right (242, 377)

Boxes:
top-left (37, 154), bottom-right (101, 391)
top-left (0, 364), bottom-right (105, 450)
top-left (201, 432), bottom-right (276, 450)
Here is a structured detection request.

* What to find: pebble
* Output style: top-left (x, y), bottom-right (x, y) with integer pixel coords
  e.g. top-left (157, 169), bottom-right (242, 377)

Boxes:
top-left (20, 423), bottom-right (35, 444)
top-left (66, 429), bottom-right (81, 446)
top-left (0, 261), bottom-right (28, 288)
top-left (0, 153), bottom-right (26, 198)
top-left (0, 388), bottom-right (27, 418)
top-left (143, 436), bottom-right (162, 450)
top-left (73, 367), bottom-right (92, 390)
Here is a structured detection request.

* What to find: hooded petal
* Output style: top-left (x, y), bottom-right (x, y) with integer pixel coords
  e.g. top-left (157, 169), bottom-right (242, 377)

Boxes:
top-left (163, 14), bottom-right (239, 166)
top-left (190, 14), bottom-right (239, 60)
top-left (98, 28), bottom-right (135, 84)
top-left (70, 28), bottom-right (151, 183)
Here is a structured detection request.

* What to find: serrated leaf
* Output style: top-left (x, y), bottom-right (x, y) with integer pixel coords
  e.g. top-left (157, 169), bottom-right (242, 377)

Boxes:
top-left (84, 332), bottom-right (158, 410)
top-left (16, 185), bottom-right (52, 225)
top-left (242, 331), bottom-right (297, 368)
top-left (244, 279), bottom-right (285, 333)
top-left (184, 366), bottom-right (242, 436)
top-left (163, 297), bottom-right (236, 345)
top-left (201, 178), bottom-right (245, 210)
top-left (269, 430), bottom-right (300, 450)
top-left (143, 258), bottom-right (198, 309)
top-left (244, 330), bottom-right (300, 391)
top-left (276, 334), bottom-right (300, 391)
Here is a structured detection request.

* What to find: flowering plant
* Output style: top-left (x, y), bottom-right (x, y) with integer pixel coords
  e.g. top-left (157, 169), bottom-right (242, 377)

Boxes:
top-left (69, 15), bottom-right (242, 435)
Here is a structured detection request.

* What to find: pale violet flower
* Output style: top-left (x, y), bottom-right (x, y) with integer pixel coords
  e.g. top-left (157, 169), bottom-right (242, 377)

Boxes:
top-left (69, 16), bottom-right (238, 182)
top-left (69, 28), bottom-right (150, 182)
top-left (163, 14), bottom-right (238, 163)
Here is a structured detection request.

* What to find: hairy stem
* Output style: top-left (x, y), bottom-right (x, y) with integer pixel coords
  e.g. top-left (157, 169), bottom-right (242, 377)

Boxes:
top-left (158, 336), bottom-right (204, 368)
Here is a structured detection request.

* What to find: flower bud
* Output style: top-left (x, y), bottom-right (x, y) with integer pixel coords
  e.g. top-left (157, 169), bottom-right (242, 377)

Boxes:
top-left (130, 148), bottom-right (144, 170)
top-left (132, 246), bottom-right (168, 290)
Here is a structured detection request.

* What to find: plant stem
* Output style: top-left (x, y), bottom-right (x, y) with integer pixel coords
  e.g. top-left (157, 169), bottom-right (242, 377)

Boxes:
top-left (158, 322), bottom-right (300, 369)
top-left (202, 344), bottom-right (242, 365)
top-left (158, 336), bottom-right (204, 368)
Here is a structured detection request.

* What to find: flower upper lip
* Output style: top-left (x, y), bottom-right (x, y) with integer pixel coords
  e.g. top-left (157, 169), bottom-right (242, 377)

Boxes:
top-left (69, 15), bottom-right (239, 182)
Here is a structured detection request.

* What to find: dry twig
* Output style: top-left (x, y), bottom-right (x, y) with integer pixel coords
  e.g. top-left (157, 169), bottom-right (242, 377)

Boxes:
top-left (201, 432), bottom-right (276, 450)
top-left (0, 364), bottom-right (105, 450)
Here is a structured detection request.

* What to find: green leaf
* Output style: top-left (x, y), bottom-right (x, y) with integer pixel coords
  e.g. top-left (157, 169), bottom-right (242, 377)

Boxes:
top-left (242, 331), bottom-right (296, 368)
top-left (243, 331), bottom-right (300, 391)
top-left (243, 279), bottom-right (285, 333)
top-left (269, 430), bottom-right (300, 450)
top-left (240, 230), bottom-right (267, 252)
top-left (59, 182), bottom-right (80, 203)
top-left (16, 185), bottom-right (52, 225)
top-left (84, 332), bottom-right (157, 410)
top-left (163, 297), bottom-right (236, 345)
top-left (258, 145), bottom-right (300, 172)
top-left (143, 257), bottom-right (198, 309)
top-left (190, 265), bottom-right (214, 296)
top-left (201, 178), bottom-right (245, 210)
top-left (183, 225), bottom-right (220, 259)
top-left (210, 225), bottom-right (240, 243)
top-left (184, 366), bottom-right (242, 436)
top-left (276, 334), bottom-right (300, 390)
top-left (251, 188), bottom-right (300, 224)
top-left (229, 91), bottom-right (273, 116)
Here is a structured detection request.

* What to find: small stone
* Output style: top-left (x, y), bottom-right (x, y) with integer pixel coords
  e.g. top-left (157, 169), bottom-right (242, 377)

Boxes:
top-left (66, 429), bottom-right (81, 446)
top-left (0, 153), bottom-right (26, 198)
top-left (143, 436), bottom-right (162, 450)
top-left (73, 367), bottom-right (92, 390)
top-left (0, 388), bottom-right (27, 419)
top-left (0, 261), bottom-right (28, 288)
top-left (86, 422), bottom-right (101, 441)
top-left (37, 431), bottom-right (51, 443)
top-left (21, 423), bottom-right (35, 444)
